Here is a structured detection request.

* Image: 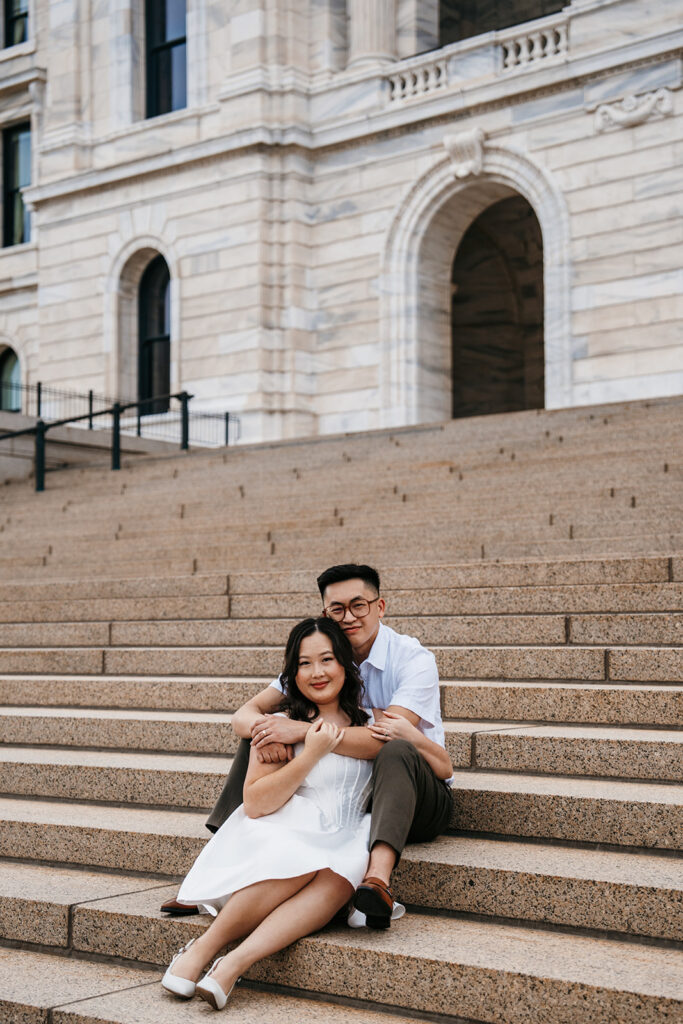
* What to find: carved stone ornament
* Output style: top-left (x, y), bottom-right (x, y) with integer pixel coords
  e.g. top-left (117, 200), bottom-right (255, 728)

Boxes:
top-left (443, 127), bottom-right (487, 178)
top-left (594, 88), bottom-right (673, 132)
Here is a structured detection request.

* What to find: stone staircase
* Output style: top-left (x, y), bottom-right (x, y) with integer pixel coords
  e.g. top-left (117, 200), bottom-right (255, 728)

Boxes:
top-left (0, 397), bottom-right (681, 1023)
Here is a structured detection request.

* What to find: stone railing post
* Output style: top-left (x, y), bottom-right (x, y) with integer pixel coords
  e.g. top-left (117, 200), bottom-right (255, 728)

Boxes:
top-left (347, 0), bottom-right (397, 68)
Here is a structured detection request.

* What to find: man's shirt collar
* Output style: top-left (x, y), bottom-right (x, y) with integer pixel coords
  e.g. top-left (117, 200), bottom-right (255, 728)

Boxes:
top-left (362, 621), bottom-right (389, 672)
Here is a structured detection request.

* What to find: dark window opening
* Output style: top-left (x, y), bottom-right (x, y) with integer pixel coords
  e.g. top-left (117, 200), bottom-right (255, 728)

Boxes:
top-left (451, 195), bottom-right (544, 419)
top-left (3, 122), bottom-right (30, 247)
top-left (0, 347), bottom-right (21, 411)
top-left (4, 0), bottom-right (28, 48)
top-left (146, 0), bottom-right (187, 118)
top-left (440, 1), bottom-right (565, 47)
top-left (139, 255), bottom-right (171, 414)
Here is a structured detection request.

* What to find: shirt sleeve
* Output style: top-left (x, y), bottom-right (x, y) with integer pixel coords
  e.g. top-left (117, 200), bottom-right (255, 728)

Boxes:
top-left (387, 645), bottom-right (440, 729)
top-left (270, 674), bottom-right (284, 693)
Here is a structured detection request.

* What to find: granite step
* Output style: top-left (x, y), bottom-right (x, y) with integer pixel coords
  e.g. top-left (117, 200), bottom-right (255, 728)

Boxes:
top-left (569, 613), bottom-right (683, 645)
top-left (0, 797), bottom-right (207, 875)
top-left (0, 673), bottom-right (267, 710)
top-left (0, 709), bottom-right (680, 781)
top-left (0, 717), bottom-right (489, 769)
top-left (0, 948), bottom-right (162, 1024)
top-left (68, 888), bottom-right (683, 1023)
top-left (0, 595), bottom-right (230, 623)
top-left (1, 673), bottom-right (681, 727)
top-left (474, 724), bottom-right (683, 781)
top-left (109, 614), bottom-right (569, 647)
top-left (13, 555), bottom-right (683, 596)
top-left (0, 648), bottom-right (105, 674)
top-left (234, 581), bottom-right (683, 618)
top-left (395, 834), bottom-right (683, 941)
top-left (0, 861), bottom-right (168, 948)
top-left (96, 644), bottom-right (610, 680)
top-left (227, 556), bottom-right (676, 593)
top-left (0, 623), bottom-right (111, 647)
top-left (0, 573), bottom-right (228, 603)
top-left (0, 747), bottom-right (231, 808)
top-left (443, 679), bottom-right (683, 727)
top-left (0, 948), bottom-right (436, 1024)
top-left (0, 707), bottom-right (239, 754)
top-left (450, 770), bottom-right (683, 849)
top-left (2, 644), bottom-right (677, 683)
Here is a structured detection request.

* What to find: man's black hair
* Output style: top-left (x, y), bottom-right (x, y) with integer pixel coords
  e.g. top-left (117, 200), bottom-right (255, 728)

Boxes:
top-left (316, 563), bottom-right (380, 598)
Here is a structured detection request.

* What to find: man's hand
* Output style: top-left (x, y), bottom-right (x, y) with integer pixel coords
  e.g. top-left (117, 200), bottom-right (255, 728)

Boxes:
top-left (251, 714), bottom-right (310, 749)
top-left (255, 742), bottom-right (293, 764)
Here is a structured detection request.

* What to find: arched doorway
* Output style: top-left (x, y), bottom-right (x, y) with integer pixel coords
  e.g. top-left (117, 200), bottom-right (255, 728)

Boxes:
top-left (451, 195), bottom-right (544, 418)
top-left (0, 347), bottom-right (21, 411)
top-left (138, 254), bottom-right (171, 414)
top-left (380, 140), bottom-right (571, 427)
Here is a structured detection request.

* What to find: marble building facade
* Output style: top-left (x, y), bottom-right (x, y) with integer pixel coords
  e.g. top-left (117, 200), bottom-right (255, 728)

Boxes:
top-left (0, 0), bottom-right (681, 442)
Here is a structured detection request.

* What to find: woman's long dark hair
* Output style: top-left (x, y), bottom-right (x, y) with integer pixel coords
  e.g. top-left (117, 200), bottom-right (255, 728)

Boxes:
top-left (279, 617), bottom-right (369, 726)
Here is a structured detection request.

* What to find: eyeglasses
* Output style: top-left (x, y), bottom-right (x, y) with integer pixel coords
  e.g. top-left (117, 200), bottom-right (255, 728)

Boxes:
top-left (323, 597), bottom-right (380, 621)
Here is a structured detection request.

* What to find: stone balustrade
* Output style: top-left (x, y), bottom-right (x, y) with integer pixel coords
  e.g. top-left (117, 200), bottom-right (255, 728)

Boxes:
top-left (499, 16), bottom-right (569, 72)
top-left (386, 12), bottom-right (570, 104)
top-left (387, 57), bottom-right (449, 102)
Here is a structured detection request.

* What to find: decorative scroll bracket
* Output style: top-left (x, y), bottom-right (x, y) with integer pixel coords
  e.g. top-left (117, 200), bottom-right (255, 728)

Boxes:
top-left (443, 127), bottom-right (487, 178)
top-left (594, 87), bottom-right (673, 132)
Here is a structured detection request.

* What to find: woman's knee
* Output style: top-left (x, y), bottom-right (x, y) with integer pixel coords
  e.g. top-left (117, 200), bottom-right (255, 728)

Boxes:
top-left (317, 869), bottom-right (353, 899)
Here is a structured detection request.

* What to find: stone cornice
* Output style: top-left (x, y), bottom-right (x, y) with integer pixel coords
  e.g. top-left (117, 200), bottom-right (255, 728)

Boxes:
top-left (0, 64), bottom-right (45, 99)
top-left (24, 26), bottom-right (683, 207)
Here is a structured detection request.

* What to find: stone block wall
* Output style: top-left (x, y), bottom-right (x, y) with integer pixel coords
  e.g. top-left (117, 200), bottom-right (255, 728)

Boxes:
top-left (0, 0), bottom-right (680, 443)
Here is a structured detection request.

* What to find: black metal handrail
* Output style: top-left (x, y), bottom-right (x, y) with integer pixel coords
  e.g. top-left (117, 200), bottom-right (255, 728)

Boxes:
top-left (0, 391), bottom-right (200, 492)
top-left (1, 380), bottom-right (239, 448)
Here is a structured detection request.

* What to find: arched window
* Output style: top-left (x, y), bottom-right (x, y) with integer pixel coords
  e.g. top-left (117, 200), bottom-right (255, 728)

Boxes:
top-left (138, 255), bottom-right (170, 414)
top-left (0, 347), bottom-right (21, 411)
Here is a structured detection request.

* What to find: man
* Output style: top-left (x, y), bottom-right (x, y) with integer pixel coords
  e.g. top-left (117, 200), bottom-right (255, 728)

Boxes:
top-left (162, 563), bottom-right (452, 928)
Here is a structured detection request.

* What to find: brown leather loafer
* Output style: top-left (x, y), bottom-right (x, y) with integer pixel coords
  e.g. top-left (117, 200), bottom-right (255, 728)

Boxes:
top-left (352, 876), bottom-right (393, 929)
top-left (160, 897), bottom-right (199, 915)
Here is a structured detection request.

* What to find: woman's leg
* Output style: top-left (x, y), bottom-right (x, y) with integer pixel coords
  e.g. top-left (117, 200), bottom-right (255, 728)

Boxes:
top-left (211, 869), bottom-right (352, 993)
top-left (171, 872), bottom-right (316, 982)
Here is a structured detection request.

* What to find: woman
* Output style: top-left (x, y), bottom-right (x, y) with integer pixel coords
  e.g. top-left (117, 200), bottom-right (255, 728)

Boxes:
top-left (162, 616), bottom-right (452, 1010)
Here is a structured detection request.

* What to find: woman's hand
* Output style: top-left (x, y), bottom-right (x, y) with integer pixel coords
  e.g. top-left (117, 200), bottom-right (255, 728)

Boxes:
top-left (303, 719), bottom-right (345, 759)
top-left (369, 710), bottom-right (420, 744)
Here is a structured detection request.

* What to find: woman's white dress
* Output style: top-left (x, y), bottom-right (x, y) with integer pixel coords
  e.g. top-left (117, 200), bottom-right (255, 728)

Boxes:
top-left (177, 723), bottom-right (374, 917)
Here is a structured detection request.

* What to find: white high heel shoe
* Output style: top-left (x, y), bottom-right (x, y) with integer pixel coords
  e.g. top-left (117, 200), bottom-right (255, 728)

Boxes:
top-left (161, 937), bottom-right (198, 999)
top-left (196, 957), bottom-right (240, 1010)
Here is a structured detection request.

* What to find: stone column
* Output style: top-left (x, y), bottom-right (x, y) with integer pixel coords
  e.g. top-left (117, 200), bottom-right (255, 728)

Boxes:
top-left (347, 0), bottom-right (397, 68)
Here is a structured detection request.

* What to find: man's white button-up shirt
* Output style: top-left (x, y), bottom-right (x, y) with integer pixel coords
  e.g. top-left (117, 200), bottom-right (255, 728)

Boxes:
top-left (358, 622), bottom-right (445, 749)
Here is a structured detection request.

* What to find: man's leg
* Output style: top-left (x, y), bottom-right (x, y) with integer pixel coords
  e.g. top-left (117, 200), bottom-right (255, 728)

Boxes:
top-left (205, 737), bottom-right (252, 833)
top-left (161, 737), bottom-right (252, 914)
top-left (353, 739), bottom-right (452, 926)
